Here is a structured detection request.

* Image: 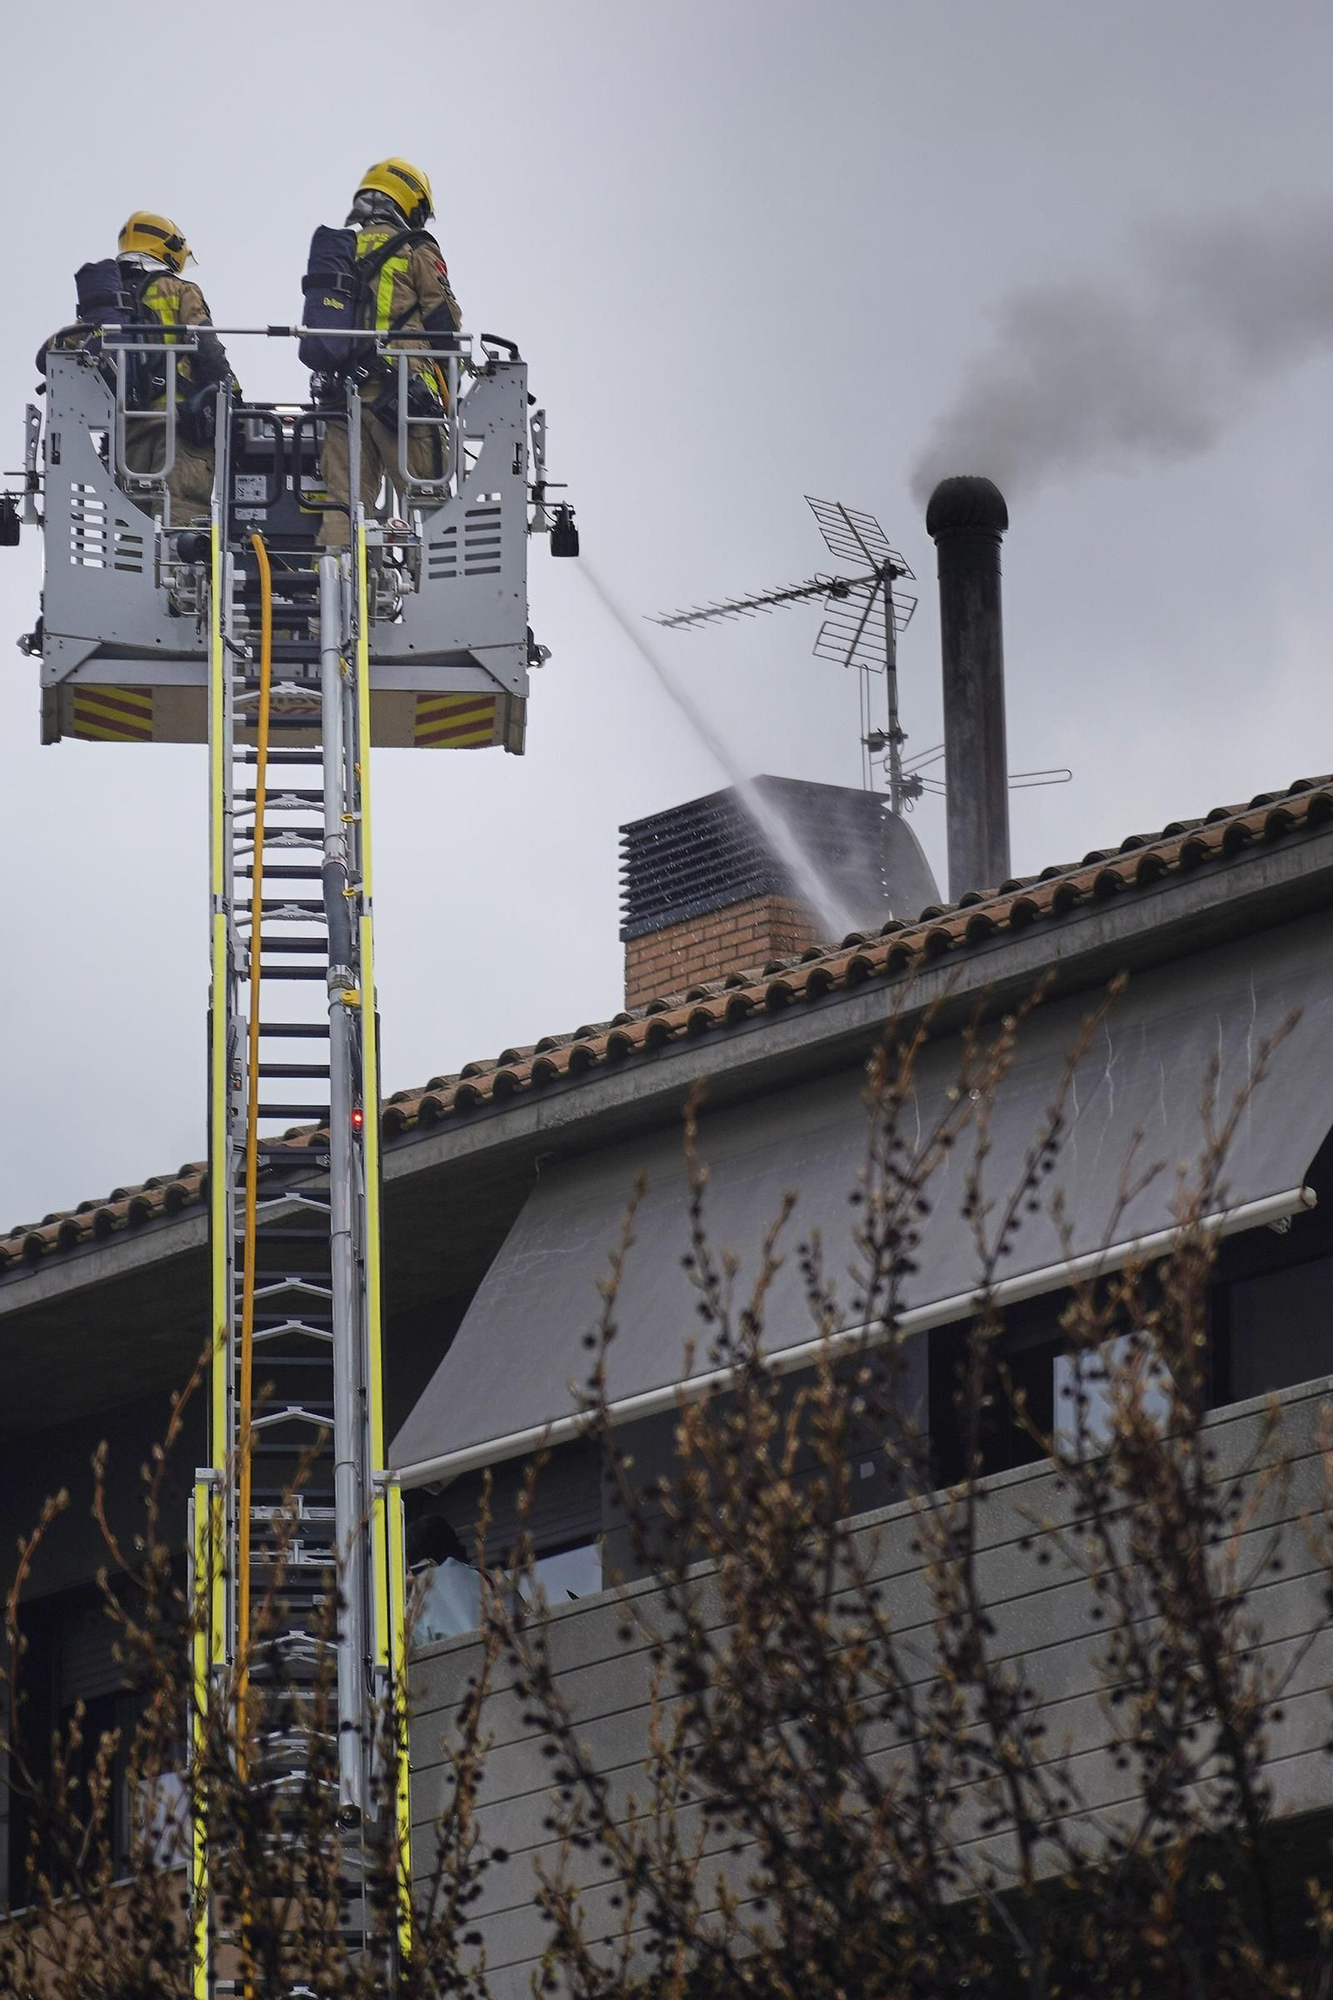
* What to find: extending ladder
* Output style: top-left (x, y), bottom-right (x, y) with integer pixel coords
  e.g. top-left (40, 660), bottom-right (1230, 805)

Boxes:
top-left (190, 520), bottom-right (411, 1994)
top-left (10, 322), bottom-right (563, 1993)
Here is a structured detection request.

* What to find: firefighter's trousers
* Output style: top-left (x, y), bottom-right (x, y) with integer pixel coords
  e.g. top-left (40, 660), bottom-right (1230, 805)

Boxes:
top-left (316, 402), bottom-right (446, 550)
top-left (123, 419), bottom-right (215, 523)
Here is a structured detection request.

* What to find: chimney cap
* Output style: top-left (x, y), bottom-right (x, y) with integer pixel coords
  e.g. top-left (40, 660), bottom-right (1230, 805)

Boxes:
top-left (925, 475), bottom-right (1009, 539)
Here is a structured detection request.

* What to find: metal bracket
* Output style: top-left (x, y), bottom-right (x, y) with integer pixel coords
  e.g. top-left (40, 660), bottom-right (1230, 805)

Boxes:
top-left (23, 404), bottom-right (42, 524)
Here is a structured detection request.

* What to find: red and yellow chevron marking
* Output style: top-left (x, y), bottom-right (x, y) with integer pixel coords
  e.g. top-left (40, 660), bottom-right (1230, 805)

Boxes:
top-left (413, 691), bottom-right (499, 749)
top-left (70, 685), bottom-right (154, 743)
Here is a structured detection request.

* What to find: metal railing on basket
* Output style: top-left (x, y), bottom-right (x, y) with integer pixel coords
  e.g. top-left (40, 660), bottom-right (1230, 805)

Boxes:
top-left (85, 321), bottom-right (489, 522)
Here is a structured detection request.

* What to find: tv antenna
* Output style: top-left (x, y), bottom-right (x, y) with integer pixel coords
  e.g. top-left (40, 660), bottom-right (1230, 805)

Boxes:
top-left (653, 495), bottom-right (1071, 812)
top-left (652, 496), bottom-right (918, 809)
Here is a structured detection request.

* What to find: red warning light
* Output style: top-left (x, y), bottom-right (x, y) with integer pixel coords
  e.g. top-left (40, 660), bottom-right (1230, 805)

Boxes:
top-left (350, 1106), bottom-right (365, 1133)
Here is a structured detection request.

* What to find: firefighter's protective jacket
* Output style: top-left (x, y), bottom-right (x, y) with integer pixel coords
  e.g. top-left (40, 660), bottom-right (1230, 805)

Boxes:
top-left (353, 227), bottom-right (462, 402)
top-left (134, 274), bottom-right (231, 398)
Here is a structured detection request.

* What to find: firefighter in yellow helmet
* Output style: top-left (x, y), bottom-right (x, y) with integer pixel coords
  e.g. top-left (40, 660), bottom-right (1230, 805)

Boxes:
top-left (113, 212), bottom-right (232, 523)
top-left (315, 159), bottom-right (462, 550)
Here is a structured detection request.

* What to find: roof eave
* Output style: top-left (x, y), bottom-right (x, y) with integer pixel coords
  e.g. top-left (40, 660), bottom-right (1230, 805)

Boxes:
top-left (4, 821), bottom-right (1332, 1320)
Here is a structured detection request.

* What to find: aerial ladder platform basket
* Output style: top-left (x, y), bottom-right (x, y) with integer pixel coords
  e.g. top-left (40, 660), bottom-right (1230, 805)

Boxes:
top-left (23, 326), bottom-right (573, 749)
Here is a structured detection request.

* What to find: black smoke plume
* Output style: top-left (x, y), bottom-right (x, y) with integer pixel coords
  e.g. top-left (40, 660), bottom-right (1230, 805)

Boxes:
top-left (912, 202), bottom-right (1333, 504)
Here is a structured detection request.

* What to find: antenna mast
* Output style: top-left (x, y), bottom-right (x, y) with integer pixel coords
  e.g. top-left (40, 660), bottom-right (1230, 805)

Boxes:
top-left (805, 497), bottom-right (913, 805)
top-left (652, 496), bottom-right (919, 806)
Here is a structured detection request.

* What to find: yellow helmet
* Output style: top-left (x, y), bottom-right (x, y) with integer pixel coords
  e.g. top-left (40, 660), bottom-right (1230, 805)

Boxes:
top-left (357, 158), bottom-right (434, 229)
top-left (118, 211), bottom-right (192, 274)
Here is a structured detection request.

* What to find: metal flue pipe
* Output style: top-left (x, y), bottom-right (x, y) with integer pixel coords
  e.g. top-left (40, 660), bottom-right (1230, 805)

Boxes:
top-left (926, 475), bottom-right (1011, 901)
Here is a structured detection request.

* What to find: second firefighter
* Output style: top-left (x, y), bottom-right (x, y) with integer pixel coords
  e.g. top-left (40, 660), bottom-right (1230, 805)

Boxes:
top-left (313, 158), bottom-right (462, 549)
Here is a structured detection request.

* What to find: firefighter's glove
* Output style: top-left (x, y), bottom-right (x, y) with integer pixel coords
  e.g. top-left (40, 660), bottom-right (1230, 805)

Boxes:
top-left (406, 374), bottom-right (446, 419)
top-left (179, 386), bottom-right (219, 448)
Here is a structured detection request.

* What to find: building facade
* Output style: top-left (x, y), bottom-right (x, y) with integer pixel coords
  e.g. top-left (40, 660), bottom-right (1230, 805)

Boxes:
top-left (3, 773), bottom-right (1333, 1979)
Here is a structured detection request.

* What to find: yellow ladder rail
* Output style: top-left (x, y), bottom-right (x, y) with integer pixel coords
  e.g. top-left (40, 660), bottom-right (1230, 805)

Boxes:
top-left (356, 522), bottom-right (413, 1963)
top-left (198, 520), bottom-right (229, 2000)
top-left (235, 532), bottom-right (272, 2000)
top-left (236, 530), bottom-right (273, 1729)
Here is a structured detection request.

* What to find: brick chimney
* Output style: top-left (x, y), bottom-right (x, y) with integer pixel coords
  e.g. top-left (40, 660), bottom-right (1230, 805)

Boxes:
top-left (619, 776), bottom-right (940, 1010)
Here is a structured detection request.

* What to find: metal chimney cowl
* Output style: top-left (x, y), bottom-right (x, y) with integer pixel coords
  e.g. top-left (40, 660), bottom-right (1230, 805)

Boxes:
top-left (926, 475), bottom-right (1011, 903)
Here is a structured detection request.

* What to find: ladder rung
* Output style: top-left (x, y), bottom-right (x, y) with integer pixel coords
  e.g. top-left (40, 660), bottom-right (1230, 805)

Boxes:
top-left (248, 1302), bottom-right (333, 1319)
top-left (240, 747), bottom-right (323, 764)
top-left (235, 1266), bottom-right (332, 1285)
top-left (242, 788), bottom-right (323, 803)
top-left (238, 1354), bottom-right (335, 1372)
top-left (236, 1293), bottom-right (332, 1311)
top-left (240, 689), bottom-right (320, 706)
top-left (250, 1618), bottom-right (338, 1642)
top-left (256, 937), bottom-right (328, 954)
top-left (254, 1197), bottom-right (330, 1222)
top-left (242, 864), bottom-right (324, 879)
top-left (238, 1337), bottom-right (334, 1355)
top-left (254, 966), bottom-right (326, 980)
top-left (244, 1560), bottom-right (338, 1576)
top-left (252, 1570), bottom-right (337, 1588)
top-left (257, 1062), bottom-right (331, 1078)
top-left (237, 824), bottom-right (325, 841)
top-left (245, 1273), bottom-right (332, 1295)
top-left (238, 663), bottom-right (320, 681)
top-left (245, 1528), bottom-right (337, 1551)
top-left (250, 1399), bottom-right (334, 1422)
top-left (235, 1227), bottom-right (332, 1248)
top-left (235, 712), bottom-right (320, 728)
top-left (259, 1022), bottom-right (331, 1037)
top-left (256, 1103), bottom-right (330, 1119)
top-left (244, 1536), bottom-right (338, 1552)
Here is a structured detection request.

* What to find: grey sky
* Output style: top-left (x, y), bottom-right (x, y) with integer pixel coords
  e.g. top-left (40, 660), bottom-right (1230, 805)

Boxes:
top-left (3, 0), bottom-right (1332, 1228)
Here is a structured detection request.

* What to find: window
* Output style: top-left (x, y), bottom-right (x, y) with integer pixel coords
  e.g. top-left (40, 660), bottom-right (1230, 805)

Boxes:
top-left (521, 1540), bottom-right (602, 1607)
top-left (412, 1558), bottom-right (478, 1643)
top-left (1053, 1332), bottom-right (1172, 1457)
top-left (7, 1584), bottom-right (180, 1905)
top-left (929, 1312), bottom-right (1059, 1487)
top-left (1221, 1251), bottom-right (1333, 1402)
top-left (411, 1538), bottom-right (604, 1645)
top-left (133, 1768), bottom-right (190, 1870)
top-left (1209, 1161), bottom-right (1333, 1408)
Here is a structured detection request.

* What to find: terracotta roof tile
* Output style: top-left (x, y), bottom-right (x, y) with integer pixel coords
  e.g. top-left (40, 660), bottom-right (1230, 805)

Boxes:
top-left (5, 776), bottom-right (1332, 1278)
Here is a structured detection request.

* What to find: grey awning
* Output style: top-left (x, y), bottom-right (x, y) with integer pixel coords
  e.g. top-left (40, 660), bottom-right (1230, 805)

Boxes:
top-left (392, 911), bottom-right (1333, 1480)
